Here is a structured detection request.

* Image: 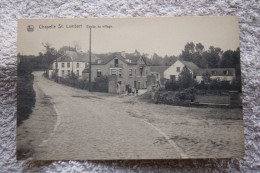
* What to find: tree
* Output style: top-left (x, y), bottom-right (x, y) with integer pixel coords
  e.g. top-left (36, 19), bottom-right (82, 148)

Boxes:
top-left (178, 67), bottom-right (197, 89)
top-left (220, 50), bottom-right (234, 68)
top-left (58, 46), bottom-right (76, 55)
top-left (42, 43), bottom-right (58, 65)
top-left (207, 46), bottom-right (222, 68)
top-left (151, 53), bottom-right (163, 66)
top-left (202, 71), bottom-right (211, 84)
top-left (179, 42), bottom-right (195, 62)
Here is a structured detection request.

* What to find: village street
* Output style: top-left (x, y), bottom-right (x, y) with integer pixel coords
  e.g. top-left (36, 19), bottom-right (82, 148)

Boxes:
top-left (17, 71), bottom-right (244, 160)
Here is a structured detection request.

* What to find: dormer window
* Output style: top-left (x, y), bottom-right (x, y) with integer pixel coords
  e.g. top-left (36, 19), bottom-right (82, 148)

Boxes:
top-left (97, 60), bottom-right (101, 64)
top-left (211, 71), bottom-right (217, 75)
top-left (177, 67), bottom-right (180, 72)
top-left (114, 59), bottom-right (118, 67)
top-left (223, 70), bottom-right (229, 75)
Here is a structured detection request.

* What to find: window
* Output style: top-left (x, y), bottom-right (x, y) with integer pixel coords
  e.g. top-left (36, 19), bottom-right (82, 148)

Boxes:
top-left (97, 70), bottom-right (102, 77)
top-left (55, 63), bottom-right (58, 68)
top-left (211, 71), bottom-right (216, 75)
top-left (62, 63), bottom-right (65, 68)
top-left (62, 70), bottom-right (64, 75)
top-left (114, 59), bottom-right (119, 67)
top-left (111, 69), bottom-right (117, 75)
top-left (223, 70), bottom-right (229, 75)
top-left (134, 69), bottom-right (136, 76)
top-left (193, 75), bottom-right (196, 79)
top-left (77, 63), bottom-right (79, 68)
top-left (129, 69), bottom-right (133, 76)
top-left (68, 70), bottom-right (70, 74)
top-left (177, 67), bottom-right (180, 72)
top-left (118, 69), bottom-right (122, 77)
top-left (156, 73), bottom-right (159, 79)
top-left (170, 75), bottom-right (176, 80)
top-left (67, 62), bottom-right (70, 68)
top-left (140, 68), bottom-right (143, 76)
top-left (77, 70), bottom-right (79, 76)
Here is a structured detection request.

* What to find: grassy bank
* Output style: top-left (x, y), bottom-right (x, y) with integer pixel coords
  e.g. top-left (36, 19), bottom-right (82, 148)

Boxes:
top-left (17, 59), bottom-right (36, 126)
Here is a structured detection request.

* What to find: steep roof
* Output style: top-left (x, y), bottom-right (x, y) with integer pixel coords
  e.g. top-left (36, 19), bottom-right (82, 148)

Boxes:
top-left (181, 60), bottom-right (200, 71)
top-left (92, 52), bottom-right (145, 65)
top-left (150, 66), bottom-right (169, 78)
top-left (56, 51), bottom-right (87, 62)
top-left (194, 68), bottom-right (235, 76)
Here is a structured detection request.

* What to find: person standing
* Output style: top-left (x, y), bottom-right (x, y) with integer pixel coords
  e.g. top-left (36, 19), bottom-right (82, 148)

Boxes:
top-left (132, 87), bottom-right (136, 96)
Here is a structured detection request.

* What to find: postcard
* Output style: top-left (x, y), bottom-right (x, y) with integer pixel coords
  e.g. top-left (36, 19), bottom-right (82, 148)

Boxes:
top-left (17, 16), bottom-right (244, 160)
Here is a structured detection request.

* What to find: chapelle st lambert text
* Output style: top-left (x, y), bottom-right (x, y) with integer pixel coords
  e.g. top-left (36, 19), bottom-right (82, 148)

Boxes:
top-left (38, 24), bottom-right (112, 30)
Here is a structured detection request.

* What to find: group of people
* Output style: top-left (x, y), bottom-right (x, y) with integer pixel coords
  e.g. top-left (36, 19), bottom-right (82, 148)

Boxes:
top-left (116, 83), bottom-right (138, 96)
top-left (127, 86), bottom-right (139, 96)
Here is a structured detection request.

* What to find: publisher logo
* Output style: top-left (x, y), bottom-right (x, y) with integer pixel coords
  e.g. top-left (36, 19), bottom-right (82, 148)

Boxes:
top-left (27, 25), bottom-right (34, 32)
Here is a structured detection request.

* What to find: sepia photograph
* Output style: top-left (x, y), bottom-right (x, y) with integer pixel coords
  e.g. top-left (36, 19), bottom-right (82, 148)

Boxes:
top-left (17, 16), bottom-right (244, 160)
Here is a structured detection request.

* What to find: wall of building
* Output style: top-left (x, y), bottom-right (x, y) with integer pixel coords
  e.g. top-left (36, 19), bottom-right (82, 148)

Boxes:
top-left (196, 76), bottom-right (235, 83)
top-left (92, 58), bottom-right (151, 90)
top-left (164, 60), bottom-right (185, 79)
top-left (53, 61), bottom-right (85, 78)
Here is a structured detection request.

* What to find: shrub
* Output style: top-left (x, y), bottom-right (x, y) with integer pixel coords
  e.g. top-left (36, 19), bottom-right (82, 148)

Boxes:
top-left (175, 87), bottom-right (196, 102)
top-left (17, 59), bottom-right (36, 126)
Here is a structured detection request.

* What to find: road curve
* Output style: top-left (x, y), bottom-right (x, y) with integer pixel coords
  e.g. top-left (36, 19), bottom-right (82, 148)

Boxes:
top-left (31, 71), bottom-right (185, 160)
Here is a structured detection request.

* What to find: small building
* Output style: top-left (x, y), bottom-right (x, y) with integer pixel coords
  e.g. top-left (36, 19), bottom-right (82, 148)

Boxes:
top-left (194, 68), bottom-right (236, 83)
top-left (164, 60), bottom-right (200, 80)
top-left (164, 60), bottom-right (236, 83)
top-left (150, 66), bottom-right (170, 84)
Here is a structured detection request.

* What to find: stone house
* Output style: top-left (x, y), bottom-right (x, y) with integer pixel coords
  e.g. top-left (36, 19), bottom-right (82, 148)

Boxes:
top-left (83, 52), bottom-right (151, 93)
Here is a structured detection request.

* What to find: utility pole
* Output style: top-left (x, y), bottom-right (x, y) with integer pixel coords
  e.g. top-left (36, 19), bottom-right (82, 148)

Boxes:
top-left (89, 28), bottom-right (92, 92)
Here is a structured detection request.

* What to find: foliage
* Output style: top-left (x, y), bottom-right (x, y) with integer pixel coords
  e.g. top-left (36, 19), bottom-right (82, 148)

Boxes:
top-left (175, 87), bottom-right (196, 102)
top-left (17, 57), bottom-right (36, 126)
top-left (195, 79), bottom-right (241, 92)
top-left (202, 71), bottom-right (211, 84)
top-left (93, 75), bottom-right (109, 92)
top-left (179, 42), bottom-right (239, 69)
top-left (178, 68), bottom-right (198, 89)
top-left (48, 73), bottom-right (109, 93)
top-left (165, 79), bottom-right (179, 91)
top-left (58, 46), bottom-right (76, 55)
top-left (165, 68), bottom-right (197, 91)
top-left (143, 53), bottom-right (177, 66)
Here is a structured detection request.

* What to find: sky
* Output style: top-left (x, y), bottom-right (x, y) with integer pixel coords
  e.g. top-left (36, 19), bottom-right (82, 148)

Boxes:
top-left (18, 16), bottom-right (239, 57)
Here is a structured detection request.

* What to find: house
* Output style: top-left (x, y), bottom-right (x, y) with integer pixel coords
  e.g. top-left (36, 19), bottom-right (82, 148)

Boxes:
top-left (82, 52), bottom-right (151, 92)
top-left (164, 60), bottom-right (200, 80)
top-left (164, 60), bottom-right (236, 83)
top-left (150, 66), bottom-right (169, 84)
top-left (49, 51), bottom-right (99, 78)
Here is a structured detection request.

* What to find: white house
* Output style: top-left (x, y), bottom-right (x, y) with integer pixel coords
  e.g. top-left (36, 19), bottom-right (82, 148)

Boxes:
top-left (164, 60), bottom-right (236, 83)
top-left (49, 51), bottom-right (88, 78)
top-left (164, 60), bottom-right (199, 80)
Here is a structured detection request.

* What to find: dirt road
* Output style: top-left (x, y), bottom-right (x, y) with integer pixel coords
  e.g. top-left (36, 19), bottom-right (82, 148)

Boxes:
top-left (17, 71), bottom-right (244, 160)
